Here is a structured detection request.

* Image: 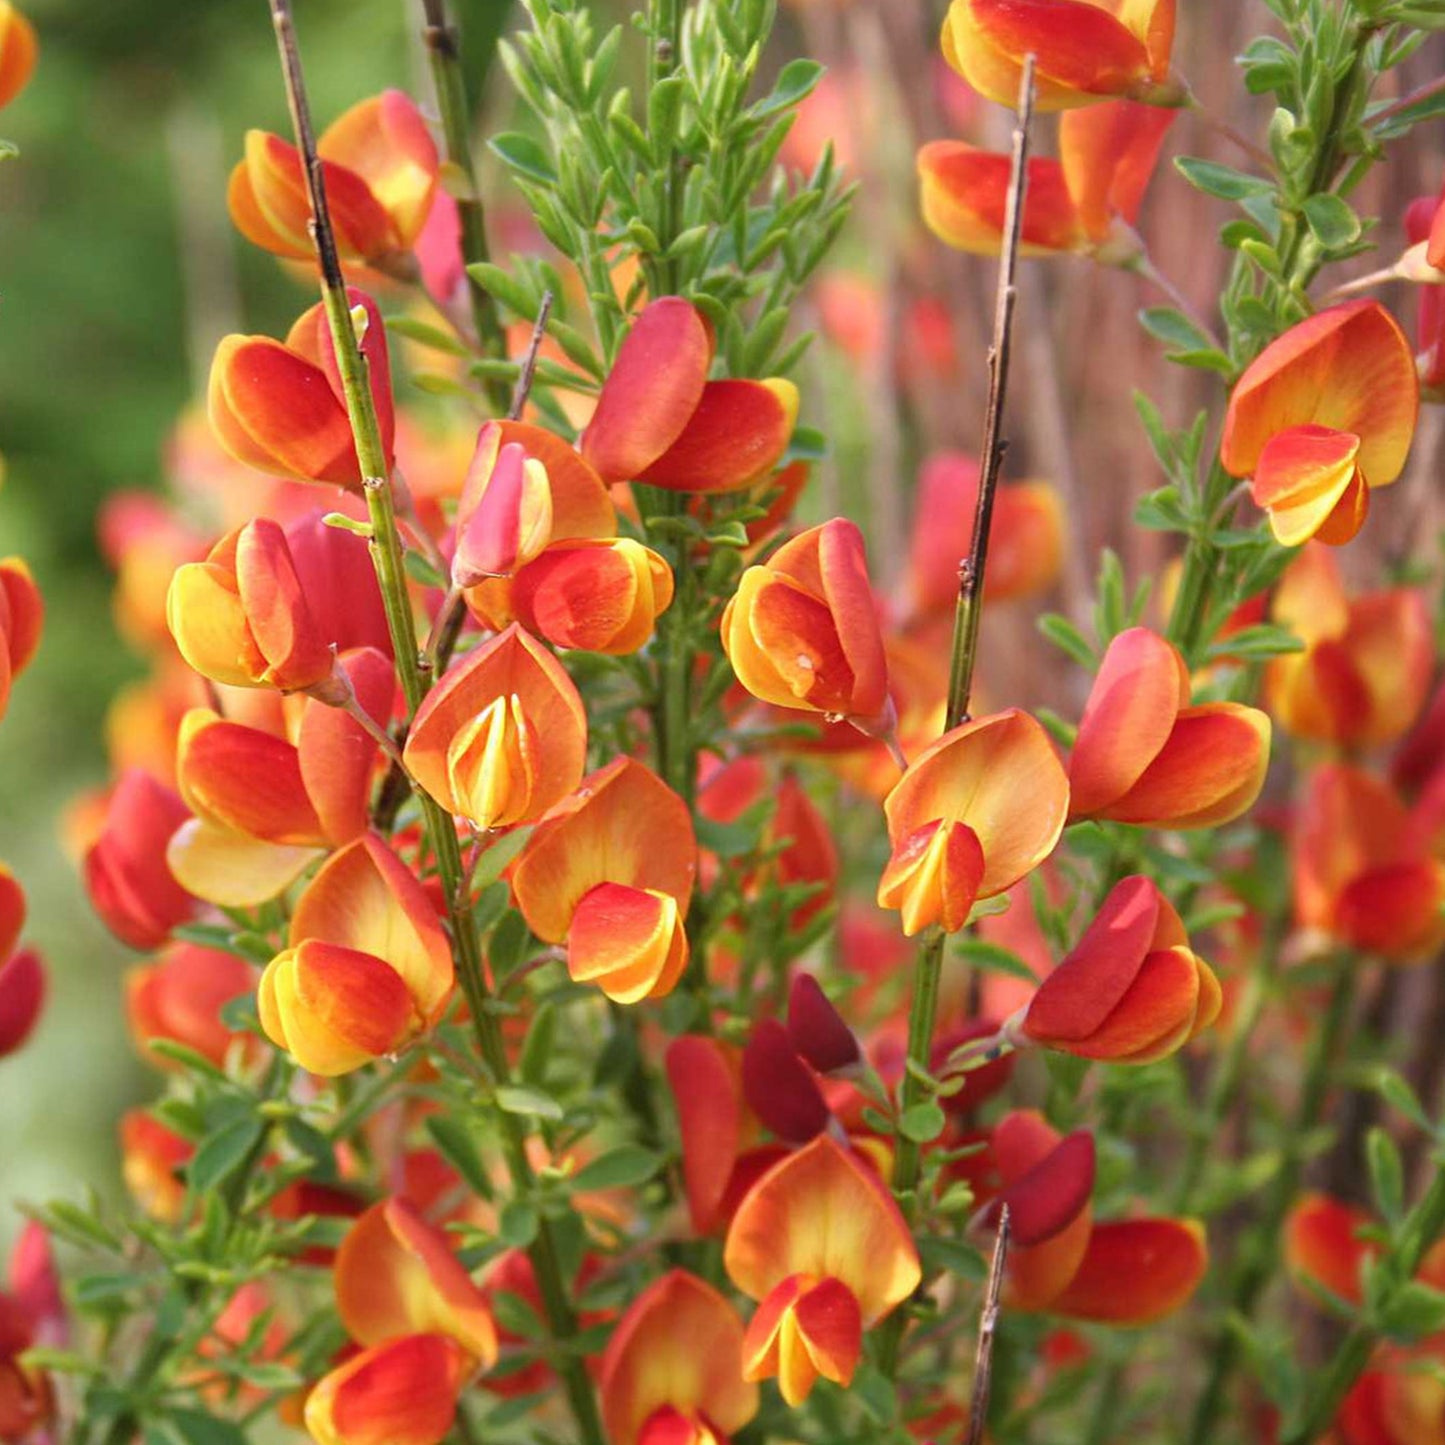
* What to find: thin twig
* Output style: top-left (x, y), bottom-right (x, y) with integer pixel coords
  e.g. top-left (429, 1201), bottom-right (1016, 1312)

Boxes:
top-left (1368, 71), bottom-right (1445, 129)
top-left (966, 1206), bottom-right (1011, 1445)
top-left (507, 289), bottom-right (555, 421)
top-left (945, 54), bottom-right (1036, 729)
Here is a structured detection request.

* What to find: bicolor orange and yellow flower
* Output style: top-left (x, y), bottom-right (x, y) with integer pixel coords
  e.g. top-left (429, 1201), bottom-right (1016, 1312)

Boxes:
top-left (0, 3), bottom-right (36, 112)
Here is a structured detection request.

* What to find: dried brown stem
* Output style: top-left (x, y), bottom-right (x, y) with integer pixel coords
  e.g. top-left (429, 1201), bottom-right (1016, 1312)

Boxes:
top-left (967, 1206), bottom-right (1012, 1445)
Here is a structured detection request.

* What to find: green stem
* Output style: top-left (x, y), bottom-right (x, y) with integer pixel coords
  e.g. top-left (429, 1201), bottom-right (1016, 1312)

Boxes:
top-left (419, 0), bottom-right (511, 413)
top-left (646, 0), bottom-right (684, 297)
top-left (1283, 1164), bottom-right (1445, 1445)
top-left (267, 8), bottom-right (604, 1441)
top-left (1185, 952), bottom-right (1356, 1445)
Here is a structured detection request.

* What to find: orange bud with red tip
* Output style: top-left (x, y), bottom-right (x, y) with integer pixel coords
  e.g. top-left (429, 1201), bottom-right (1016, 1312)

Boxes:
top-left (880, 709), bottom-right (1069, 935)
top-left (920, 101), bottom-right (1173, 260)
top-left (724, 1136), bottom-right (920, 1405)
top-left (209, 289), bottom-right (394, 490)
top-left (229, 91), bottom-right (438, 266)
top-left (452, 429), bottom-right (554, 585)
top-left (0, 557), bottom-right (43, 725)
top-left (1221, 301), bottom-right (1418, 546)
top-left (581, 298), bottom-right (797, 493)
top-left (468, 537), bottom-right (674, 656)
top-left (1022, 875), bottom-right (1222, 1063)
top-left (1285, 1192), bottom-right (1375, 1308)
top-left (304, 1335), bottom-right (472, 1445)
top-left (600, 1272), bottom-right (759, 1445)
top-left (723, 519), bottom-right (889, 728)
top-left (404, 624), bottom-right (586, 830)
top-left (1266, 545), bottom-right (1432, 749)
top-left (84, 771), bottom-right (200, 950)
top-left (0, 3), bottom-right (36, 111)
top-left (167, 518), bottom-right (336, 694)
top-left (512, 758), bottom-right (696, 1003)
top-left (1048, 1217), bottom-right (1208, 1324)
top-left (1068, 627), bottom-right (1270, 828)
top-left (258, 834), bottom-right (454, 1075)
top-left (1293, 765), bottom-right (1445, 960)
top-left (941, 0), bottom-right (1179, 113)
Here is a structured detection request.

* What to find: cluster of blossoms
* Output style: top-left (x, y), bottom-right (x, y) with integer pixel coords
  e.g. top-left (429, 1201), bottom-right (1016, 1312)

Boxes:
top-left (10, 0), bottom-right (1445, 1443)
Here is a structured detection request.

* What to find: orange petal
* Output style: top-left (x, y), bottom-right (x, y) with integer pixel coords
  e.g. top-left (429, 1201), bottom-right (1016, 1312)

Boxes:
top-left (884, 709), bottom-right (1070, 897)
top-left (0, 947), bottom-right (44, 1058)
top-left (125, 943), bottom-right (256, 1070)
top-left (877, 818), bottom-right (985, 936)
top-left (511, 757), bottom-right (696, 944)
top-left (599, 1271), bottom-right (758, 1445)
top-left (290, 834), bottom-right (454, 1024)
top-left (304, 1334), bottom-right (470, 1445)
top-left (1100, 702), bottom-right (1271, 828)
top-left (1049, 1218), bottom-right (1207, 1324)
top-left (665, 1037), bottom-right (744, 1235)
top-left (484, 421), bottom-right (615, 541)
top-left (1058, 99), bottom-right (1175, 240)
top-left (567, 883), bottom-right (689, 1004)
top-left (1251, 424), bottom-right (1367, 548)
top-left (0, 557), bottom-right (43, 688)
top-left (982, 1121), bottom-right (1094, 1247)
top-left (234, 518), bottom-right (335, 690)
top-left (918, 142), bottom-right (1086, 256)
top-left (0, 3), bottom-right (38, 111)
top-left (636, 379), bottom-right (798, 494)
top-left (1284, 1192), bottom-right (1374, 1308)
top-left (318, 90), bottom-right (439, 252)
top-left (1068, 627), bottom-right (1188, 819)
top-left (723, 1135), bottom-right (920, 1325)
top-left (0, 864), bottom-right (24, 962)
top-left (453, 435), bottom-right (555, 584)
top-left (1334, 862), bottom-right (1445, 960)
top-left (1222, 301), bottom-right (1419, 492)
top-left (166, 819), bottom-right (321, 909)
top-left (335, 1198), bottom-right (497, 1362)
top-left (582, 298), bottom-right (714, 482)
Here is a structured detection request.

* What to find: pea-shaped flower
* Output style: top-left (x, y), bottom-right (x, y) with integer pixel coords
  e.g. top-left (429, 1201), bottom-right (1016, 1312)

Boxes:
top-left (879, 709), bottom-right (1069, 935)
top-left (403, 624), bottom-right (587, 830)
top-left (722, 519), bottom-right (889, 731)
top-left (0, 3), bottom-right (37, 112)
top-left (0, 556), bottom-right (43, 725)
top-left (258, 834), bottom-right (454, 1076)
top-left (1022, 876), bottom-right (1222, 1063)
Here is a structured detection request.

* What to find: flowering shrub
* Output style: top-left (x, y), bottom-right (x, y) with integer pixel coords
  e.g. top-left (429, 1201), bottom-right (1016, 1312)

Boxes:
top-left (9, 1), bottom-right (1445, 1443)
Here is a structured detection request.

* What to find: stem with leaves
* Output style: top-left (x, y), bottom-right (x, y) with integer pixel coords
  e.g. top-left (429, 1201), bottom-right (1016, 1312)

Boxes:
top-left (266, 6), bottom-right (604, 1440)
top-left (875, 54), bottom-right (1035, 1384)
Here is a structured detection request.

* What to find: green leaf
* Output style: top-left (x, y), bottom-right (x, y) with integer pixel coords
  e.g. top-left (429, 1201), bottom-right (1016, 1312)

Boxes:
top-left (489, 131), bottom-right (558, 184)
top-left (1373, 1068), bottom-right (1433, 1133)
top-left (495, 1085), bottom-right (565, 1122)
top-left (1379, 1281), bottom-right (1445, 1342)
top-left (916, 1235), bottom-right (987, 1279)
top-left (1175, 156), bottom-right (1275, 202)
top-left (572, 1146), bottom-right (665, 1192)
top-left (1037, 614), bottom-right (1096, 667)
top-left (1303, 193), bottom-right (1362, 250)
top-left (466, 262), bottom-right (540, 322)
top-left (754, 58), bottom-right (824, 118)
top-left (647, 75), bottom-right (686, 156)
top-left (1139, 307), bottom-right (1215, 355)
top-left (1367, 1127), bottom-right (1405, 1223)
top-left (497, 1200), bottom-right (540, 1249)
top-left (384, 315), bottom-right (469, 356)
top-left (187, 1114), bottom-right (265, 1195)
top-left (898, 1102), bottom-right (947, 1144)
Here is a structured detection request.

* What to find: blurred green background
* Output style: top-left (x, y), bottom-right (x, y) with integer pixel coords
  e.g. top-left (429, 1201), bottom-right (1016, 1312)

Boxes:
top-left (0, 0), bottom-right (524, 1251)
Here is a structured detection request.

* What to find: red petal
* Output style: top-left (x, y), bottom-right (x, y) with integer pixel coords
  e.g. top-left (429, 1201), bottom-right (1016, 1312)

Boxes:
top-left (742, 1020), bottom-right (830, 1142)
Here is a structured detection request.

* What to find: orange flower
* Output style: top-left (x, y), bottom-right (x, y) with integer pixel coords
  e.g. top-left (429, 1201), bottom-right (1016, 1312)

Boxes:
top-left (119, 1110), bottom-right (193, 1222)
top-left (1285, 1192), bottom-right (1377, 1309)
top-left (906, 453), bottom-right (1062, 617)
top-left (600, 1272), bottom-right (759, 1445)
top-left (1022, 875), bottom-right (1222, 1063)
top-left (333, 1199), bottom-right (497, 1364)
top-left (879, 709), bottom-right (1069, 935)
top-left (920, 100), bottom-right (1174, 259)
top-left (0, 1226), bottom-right (55, 1445)
top-left (229, 91), bottom-right (438, 267)
top-left (0, 557), bottom-right (43, 725)
top-left (511, 759), bottom-right (696, 1003)
top-left (258, 834), bottom-right (454, 1075)
top-left (723, 519), bottom-right (890, 729)
top-left (1068, 627), bottom-right (1271, 828)
top-left (941, 0), bottom-right (1180, 112)
top-left (0, 3), bottom-right (36, 111)
top-left (167, 518), bottom-right (339, 695)
top-left (451, 429), bottom-right (555, 585)
top-left (1294, 765), bottom-right (1445, 961)
top-left (1222, 301), bottom-right (1419, 547)
top-left (1266, 545), bottom-right (1432, 749)
top-left (723, 1136), bottom-right (920, 1405)
top-left (83, 771), bottom-right (199, 950)
top-left (580, 297), bottom-right (798, 493)
top-left (125, 943), bottom-right (256, 1070)
top-left (304, 1335), bottom-right (473, 1445)
top-left (167, 647), bottom-right (393, 906)
top-left (404, 624), bottom-right (586, 830)
top-left (468, 537), bottom-right (674, 656)
top-left (1047, 1217), bottom-right (1207, 1323)
top-left (209, 288), bottom-right (395, 490)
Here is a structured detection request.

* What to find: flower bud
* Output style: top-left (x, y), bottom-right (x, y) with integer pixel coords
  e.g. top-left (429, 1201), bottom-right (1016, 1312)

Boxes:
top-left (0, 3), bottom-right (36, 111)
